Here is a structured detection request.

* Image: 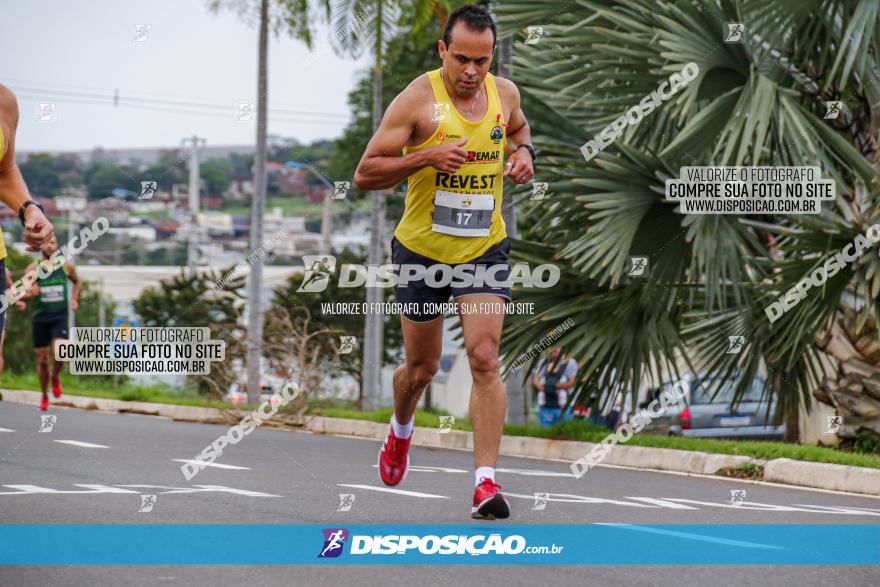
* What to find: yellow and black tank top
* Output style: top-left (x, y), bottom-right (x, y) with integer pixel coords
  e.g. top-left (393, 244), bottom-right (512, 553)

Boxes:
top-left (395, 67), bottom-right (508, 264)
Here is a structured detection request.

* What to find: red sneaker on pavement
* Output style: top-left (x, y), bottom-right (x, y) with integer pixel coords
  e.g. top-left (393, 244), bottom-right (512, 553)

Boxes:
top-left (51, 379), bottom-right (62, 398)
top-left (378, 426), bottom-right (411, 486)
top-left (39, 395), bottom-right (49, 411)
top-left (471, 477), bottom-right (510, 520)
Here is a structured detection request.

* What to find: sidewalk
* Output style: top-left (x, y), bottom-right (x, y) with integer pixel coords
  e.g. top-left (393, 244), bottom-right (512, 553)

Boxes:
top-left (3, 388), bottom-right (878, 497)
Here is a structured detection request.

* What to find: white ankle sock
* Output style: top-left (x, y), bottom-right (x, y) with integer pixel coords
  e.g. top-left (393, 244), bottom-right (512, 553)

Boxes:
top-left (390, 413), bottom-right (414, 439)
top-left (475, 466), bottom-right (495, 486)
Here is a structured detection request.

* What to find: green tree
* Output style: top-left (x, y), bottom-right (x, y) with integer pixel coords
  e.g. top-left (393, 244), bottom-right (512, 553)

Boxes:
top-left (19, 153), bottom-right (85, 197)
top-left (132, 269), bottom-right (246, 397)
top-left (201, 161), bottom-right (231, 195)
top-left (19, 154), bottom-right (61, 196)
top-left (141, 149), bottom-right (188, 193)
top-left (84, 161), bottom-right (136, 199)
top-left (494, 0), bottom-right (880, 444)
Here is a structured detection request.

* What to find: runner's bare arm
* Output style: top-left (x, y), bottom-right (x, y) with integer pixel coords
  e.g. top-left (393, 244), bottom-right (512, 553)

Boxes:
top-left (354, 86), bottom-right (469, 190)
top-left (18, 262), bottom-right (38, 301)
top-left (65, 261), bottom-right (80, 310)
top-left (0, 84), bottom-right (54, 249)
top-left (496, 78), bottom-right (534, 184)
top-left (498, 79), bottom-right (531, 156)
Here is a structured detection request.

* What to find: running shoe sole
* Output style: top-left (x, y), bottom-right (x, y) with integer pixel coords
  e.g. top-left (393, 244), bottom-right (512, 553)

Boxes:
top-left (471, 493), bottom-right (510, 520)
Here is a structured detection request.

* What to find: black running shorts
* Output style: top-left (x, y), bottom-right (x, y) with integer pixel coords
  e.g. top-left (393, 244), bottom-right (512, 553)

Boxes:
top-left (33, 311), bottom-right (69, 348)
top-left (391, 236), bottom-right (512, 323)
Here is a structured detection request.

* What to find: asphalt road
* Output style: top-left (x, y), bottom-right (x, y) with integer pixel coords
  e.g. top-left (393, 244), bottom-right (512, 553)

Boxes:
top-left (1, 401), bottom-right (878, 586)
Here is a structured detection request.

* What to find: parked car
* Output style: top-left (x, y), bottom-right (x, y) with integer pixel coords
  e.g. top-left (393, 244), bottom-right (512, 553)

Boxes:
top-left (258, 385), bottom-right (279, 407)
top-left (225, 382), bottom-right (248, 405)
top-left (225, 383), bottom-right (277, 406)
top-left (640, 374), bottom-right (785, 440)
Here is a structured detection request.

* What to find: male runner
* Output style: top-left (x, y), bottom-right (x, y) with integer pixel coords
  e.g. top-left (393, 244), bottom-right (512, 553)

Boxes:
top-left (354, 4), bottom-right (535, 519)
top-left (20, 236), bottom-right (80, 410)
top-left (0, 83), bottom-right (56, 345)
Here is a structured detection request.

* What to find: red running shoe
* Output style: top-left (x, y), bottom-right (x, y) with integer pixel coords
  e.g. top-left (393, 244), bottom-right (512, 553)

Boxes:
top-left (51, 379), bottom-right (62, 398)
top-left (39, 395), bottom-right (49, 411)
top-left (377, 426), bottom-right (411, 486)
top-left (471, 477), bottom-right (510, 520)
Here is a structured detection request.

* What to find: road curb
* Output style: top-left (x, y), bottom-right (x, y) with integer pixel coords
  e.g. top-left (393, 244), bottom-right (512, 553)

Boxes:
top-left (764, 458), bottom-right (880, 496)
top-left (2, 388), bottom-right (877, 496)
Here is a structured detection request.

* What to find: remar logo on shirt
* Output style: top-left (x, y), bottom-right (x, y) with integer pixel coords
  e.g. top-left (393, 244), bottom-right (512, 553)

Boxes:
top-left (466, 150), bottom-right (500, 163)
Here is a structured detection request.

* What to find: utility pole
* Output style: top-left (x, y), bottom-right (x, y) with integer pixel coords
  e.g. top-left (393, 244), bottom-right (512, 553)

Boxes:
top-left (245, 0), bottom-right (269, 404)
top-left (362, 25), bottom-right (386, 411)
top-left (285, 161), bottom-right (335, 256)
top-left (495, 23), bottom-right (526, 422)
top-left (181, 135), bottom-right (206, 275)
top-left (320, 187), bottom-right (333, 256)
top-left (98, 278), bottom-right (106, 328)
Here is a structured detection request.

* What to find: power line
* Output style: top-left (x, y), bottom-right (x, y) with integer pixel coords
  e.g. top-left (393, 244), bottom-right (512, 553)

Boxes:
top-left (12, 85), bottom-right (351, 122)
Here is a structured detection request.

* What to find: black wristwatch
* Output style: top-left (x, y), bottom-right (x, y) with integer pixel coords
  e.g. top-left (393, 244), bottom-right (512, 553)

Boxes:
top-left (18, 200), bottom-right (45, 226)
top-left (514, 143), bottom-right (537, 162)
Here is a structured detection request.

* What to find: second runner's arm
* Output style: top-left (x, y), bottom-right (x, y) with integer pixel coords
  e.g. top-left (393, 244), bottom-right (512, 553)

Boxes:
top-left (66, 261), bottom-right (81, 311)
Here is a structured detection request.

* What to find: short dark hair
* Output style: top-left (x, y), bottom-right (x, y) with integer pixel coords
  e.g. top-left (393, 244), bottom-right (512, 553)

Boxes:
top-left (443, 4), bottom-right (496, 48)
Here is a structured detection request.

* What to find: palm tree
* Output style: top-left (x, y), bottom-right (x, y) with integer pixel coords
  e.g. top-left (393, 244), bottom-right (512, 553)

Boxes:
top-left (207, 0), bottom-right (326, 402)
top-left (493, 0), bottom-right (880, 445)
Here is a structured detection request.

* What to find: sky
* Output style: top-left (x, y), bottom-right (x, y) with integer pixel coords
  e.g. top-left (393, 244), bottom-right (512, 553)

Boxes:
top-left (2, 0), bottom-right (373, 153)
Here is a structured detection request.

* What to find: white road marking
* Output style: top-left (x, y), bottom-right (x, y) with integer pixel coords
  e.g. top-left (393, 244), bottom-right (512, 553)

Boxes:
top-left (664, 497), bottom-right (880, 516)
top-left (596, 524), bottom-right (785, 550)
top-left (172, 459), bottom-right (250, 471)
top-left (583, 461), bottom-right (880, 501)
top-left (119, 484), bottom-right (280, 497)
top-left (338, 483), bottom-right (450, 499)
top-left (53, 440), bottom-right (109, 448)
top-left (625, 497), bottom-right (700, 509)
top-left (0, 427), bottom-right (15, 433)
top-left (496, 467), bottom-right (576, 478)
top-left (505, 492), bottom-right (656, 508)
top-left (793, 504), bottom-right (880, 515)
top-left (371, 464), bottom-right (467, 474)
top-left (0, 485), bottom-right (138, 495)
top-left (0, 484), bottom-right (280, 497)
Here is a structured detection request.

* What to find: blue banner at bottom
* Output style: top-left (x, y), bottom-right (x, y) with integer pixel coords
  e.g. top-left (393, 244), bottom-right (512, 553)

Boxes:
top-left (1, 524), bottom-right (878, 564)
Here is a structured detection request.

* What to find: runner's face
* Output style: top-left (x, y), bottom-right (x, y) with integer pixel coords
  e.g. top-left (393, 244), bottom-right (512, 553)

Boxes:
top-left (439, 23), bottom-right (495, 96)
top-left (41, 237), bottom-right (58, 258)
